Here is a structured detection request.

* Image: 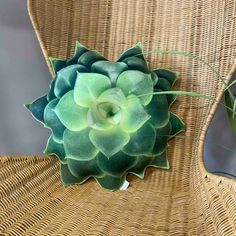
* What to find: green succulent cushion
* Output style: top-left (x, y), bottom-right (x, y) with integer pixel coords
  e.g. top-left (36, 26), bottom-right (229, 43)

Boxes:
top-left (26, 42), bottom-right (185, 191)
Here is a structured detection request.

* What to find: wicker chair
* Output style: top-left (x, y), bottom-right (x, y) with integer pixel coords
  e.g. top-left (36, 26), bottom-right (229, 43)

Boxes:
top-left (1, 0), bottom-right (236, 235)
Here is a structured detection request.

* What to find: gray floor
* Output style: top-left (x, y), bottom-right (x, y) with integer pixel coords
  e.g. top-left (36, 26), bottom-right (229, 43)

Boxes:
top-left (0, 1), bottom-right (235, 177)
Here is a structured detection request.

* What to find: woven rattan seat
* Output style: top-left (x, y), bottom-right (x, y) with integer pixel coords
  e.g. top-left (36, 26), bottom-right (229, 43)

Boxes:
top-left (1, 0), bottom-right (236, 235)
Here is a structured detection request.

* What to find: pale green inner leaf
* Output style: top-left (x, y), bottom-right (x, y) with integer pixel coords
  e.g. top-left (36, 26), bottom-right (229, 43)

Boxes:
top-left (116, 70), bottom-right (153, 105)
top-left (122, 122), bottom-right (156, 156)
top-left (55, 90), bottom-right (88, 131)
top-left (120, 95), bottom-right (150, 133)
top-left (98, 88), bottom-right (127, 109)
top-left (74, 73), bottom-right (111, 107)
top-left (89, 127), bottom-right (130, 158)
top-left (64, 128), bottom-right (99, 161)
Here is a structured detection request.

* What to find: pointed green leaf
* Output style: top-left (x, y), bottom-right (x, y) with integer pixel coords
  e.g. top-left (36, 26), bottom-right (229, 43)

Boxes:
top-left (44, 135), bottom-right (66, 162)
top-left (87, 104), bottom-right (113, 130)
top-left (98, 88), bottom-right (126, 108)
top-left (67, 41), bottom-right (89, 65)
top-left (67, 157), bottom-right (103, 178)
top-left (47, 79), bottom-right (57, 102)
top-left (49, 57), bottom-right (67, 75)
top-left (155, 77), bottom-right (171, 90)
top-left (116, 70), bottom-right (153, 105)
top-left (169, 112), bottom-right (185, 137)
top-left (150, 151), bottom-right (169, 169)
top-left (154, 77), bottom-right (176, 105)
top-left (64, 128), bottom-right (99, 161)
top-left (154, 68), bottom-right (179, 85)
top-left (95, 174), bottom-right (126, 191)
top-left (60, 163), bottom-right (89, 186)
top-left (122, 56), bottom-right (150, 73)
top-left (54, 64), bottom-right (88, 98)
top-left (117, 42), bottom-right (146, 63)
top-left (151, 122), bottom-right (171, 156)
top-left (74, 73), bottom-right (111, 107)
top-left (129, 155), bottom-right (154, 179)
top-left (122, 122), bottom-right (156, 156)
top-left (25, 95), bottom-right (48, 123)
top-left (44, 99), bottom-right (66, 142)
top-left (78, 51), bottom-right (106, 68)
top-left (89, 127), bottom-right (130, 158)
top-left (145, 90), bottom-right (170, 128)
top-left (91, 61), bottom-right (128, 85)
top-left (151, 72), bottom-right (158, 86)
top-left (55, 90), bottom-right (88, 131)
top-left (97, 152), bottom-right (137, 177)
top-left (120, 95), bottom-right (150, 133)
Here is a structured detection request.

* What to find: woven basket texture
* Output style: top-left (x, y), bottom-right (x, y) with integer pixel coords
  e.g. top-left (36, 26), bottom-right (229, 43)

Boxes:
top-left (1, 0), bottom-right (236, 235)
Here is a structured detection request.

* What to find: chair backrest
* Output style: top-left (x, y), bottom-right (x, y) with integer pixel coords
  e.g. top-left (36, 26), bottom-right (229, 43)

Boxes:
top-left (27, 0), bottom-right (236, 183)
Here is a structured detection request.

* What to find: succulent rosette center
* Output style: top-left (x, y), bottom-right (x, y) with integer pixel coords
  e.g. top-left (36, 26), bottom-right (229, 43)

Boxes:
top-left (26, 41), bottom-right (185, 191)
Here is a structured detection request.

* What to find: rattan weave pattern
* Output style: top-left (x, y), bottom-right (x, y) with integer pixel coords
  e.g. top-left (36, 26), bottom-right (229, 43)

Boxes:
top-left (0, 0), bottom-right (236, 235)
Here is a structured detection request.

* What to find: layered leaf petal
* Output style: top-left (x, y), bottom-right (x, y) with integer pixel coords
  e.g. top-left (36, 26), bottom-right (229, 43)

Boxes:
top-left (44, 99), bottom-right (66, 142)
top-left (122, 56), bottom-right (149, 73)
top-left (169, 112), bottom-right (185, 137)
top-left (155, 77), bottom-right (177, 105)
top-left (150, 151), bottom-right (169, 169)
top-left (67, 41), bottom-right (89, 65)
top-left (122, 122), bottom-right (156, 156)
top-left (95, 174), bottom-right (126, 191)
top-left (49, 57), bottom-right (67, 75)
top-left (77, 50), bottom-right (106, 68)
top-left (97, 152), bottom-right (137, 177)
top-left (47, 79), bottom-right (57, 102)
top-left (154, 68), bottom-right (179, 86)
top-left (44, 135), bottom-right (66, 162)
top-left (54, 64), bottom-right (88, 98)
top-left (151, 122), bottom-right (171, 156)
top-left (145, 90), bottom-right (170, 128)
top-left (74, 73), bottom-right (111, 107)
top-left (151, 72), bottom-right (158, 86)
top-left (25, 95), bottom-right (48, 123)
top-left (117, 42), bottom-right (147, 63)
top-left (91, 61), bottom-right (128, 85)
top-left (120, 95), bottom-right (150, 133)
top-left (116, 70), bottom-right (153, 105)
top-left (89, 127), bottom-right (130, 158)
top-left (61, 163), bottom-right (89, 186)
top-left (129, 155), bottom-right (154, 179)
top-left (87, 104), bottom-right (113, 130)
top-left (55, 90), bottom-right (88, 131)
top-left (64, 128), bottom-right (99, 161)
top-left (98, 88), bottom-right (126, 109)
top-left (67, 157), bottom-right (103, 178)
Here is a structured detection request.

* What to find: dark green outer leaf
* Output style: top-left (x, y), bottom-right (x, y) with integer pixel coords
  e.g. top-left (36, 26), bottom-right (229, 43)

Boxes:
top-left (225, 90), bottom-right (236, 135)
top-left (44, 99), bottom-right (66, 143)
top-left (25, 95), bottom-right (48, 123)
top-left (129, 155), bottom-right (154, 179)
top-left (169, 112), bottom-right (185, 137)
top-left (150, 151), bottom-right (169, 169)
top-left (60, 163), bottom-right (93, 186)
top-left (91, 60), bottom-right (128, 86)
top-left (67, 157), bottom-right (103, 178)
top-left (47, 79), bottom-right (57, 102)
top-left (154, 68), bottom-right (179, 86)
top-left (95, 174), bottom-right (126, 191)
top-left (117, 42), bottom-right (146, 62)
top-left (44, 136), bottom-right (66, 162)
top-left (97, 152), bottom-right (138, 177)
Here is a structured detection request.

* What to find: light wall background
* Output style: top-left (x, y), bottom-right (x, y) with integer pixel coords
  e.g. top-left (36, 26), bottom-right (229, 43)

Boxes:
top-left (0, 1), bottom-right (235, 177)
